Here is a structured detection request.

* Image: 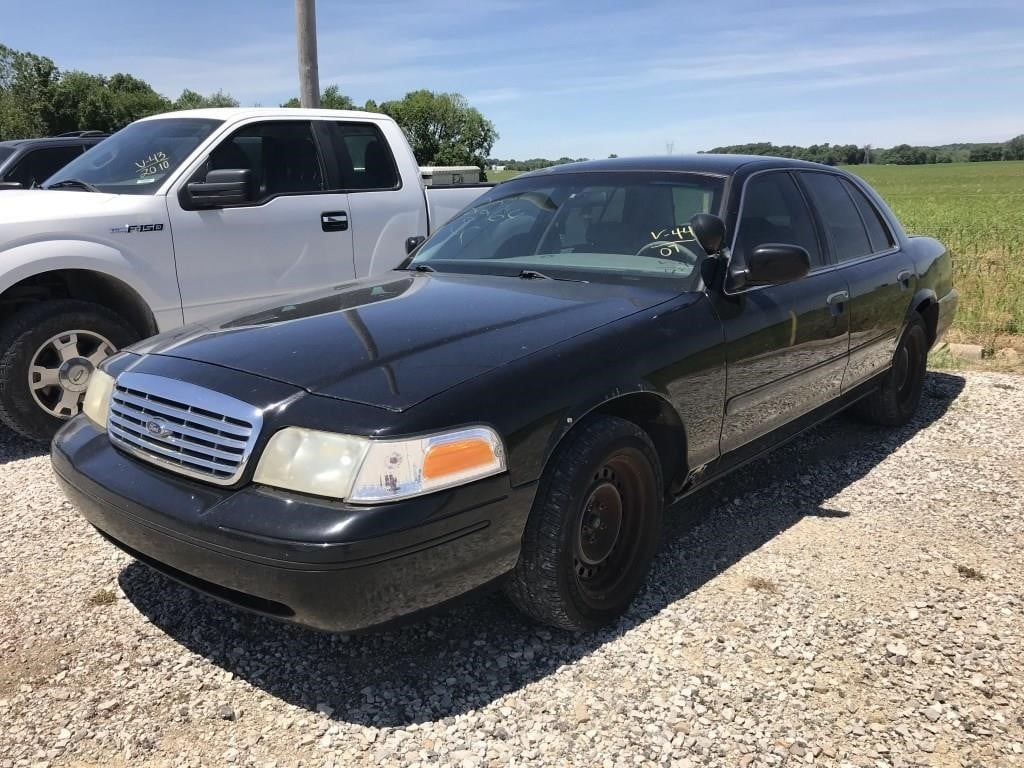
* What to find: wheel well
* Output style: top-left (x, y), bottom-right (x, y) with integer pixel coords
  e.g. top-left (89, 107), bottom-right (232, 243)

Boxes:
top-left (0, 270), bottom-right (158, 338)
top-left (915, 298), bottom-right (939, 346)
top-left (589, 393), bottom-right (688, 493)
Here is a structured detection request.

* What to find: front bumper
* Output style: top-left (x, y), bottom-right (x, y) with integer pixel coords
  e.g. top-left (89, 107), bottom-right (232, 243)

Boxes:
top-left (52, 416), bottom-right (535, 632)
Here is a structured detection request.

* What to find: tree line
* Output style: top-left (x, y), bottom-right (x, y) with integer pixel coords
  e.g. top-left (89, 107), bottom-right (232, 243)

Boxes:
top-left (0, 44), bottom-right (498, 171)
top-left (702, 139), bottom-right (1024, 165)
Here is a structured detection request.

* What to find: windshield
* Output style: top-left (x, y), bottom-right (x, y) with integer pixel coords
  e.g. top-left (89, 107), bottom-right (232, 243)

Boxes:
top-left (411, 171), bottom-right (725, 287)
top-left (0, 146), bottom-right (14, 167)
top-left (44, 117), bottom-right (222, 194)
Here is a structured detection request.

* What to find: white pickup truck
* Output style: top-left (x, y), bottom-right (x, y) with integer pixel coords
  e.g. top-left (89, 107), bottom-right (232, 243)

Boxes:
top-left (0, 108), bottom-right (490, 440)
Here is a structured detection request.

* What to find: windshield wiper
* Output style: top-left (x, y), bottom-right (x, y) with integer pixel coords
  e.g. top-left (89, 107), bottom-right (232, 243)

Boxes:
top-left (518, 269), bottom-right (588, 283)
top-left (410, 263), bottom-right (436, 272)
top-left (46, 178), bottom-right (101, 193)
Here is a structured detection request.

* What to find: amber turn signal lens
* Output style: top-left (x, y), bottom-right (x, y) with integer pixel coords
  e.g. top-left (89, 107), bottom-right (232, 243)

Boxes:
top-left (422, 438), bottom-right (497, 480)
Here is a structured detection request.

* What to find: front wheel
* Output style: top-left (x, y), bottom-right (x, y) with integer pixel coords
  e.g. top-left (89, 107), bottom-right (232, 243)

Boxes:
top-left (505, 415), bottom-right (664, 631)
top-left (0, 300), bottom-right (138, 442)
top-left (853, 313), bottom-right (928, 427)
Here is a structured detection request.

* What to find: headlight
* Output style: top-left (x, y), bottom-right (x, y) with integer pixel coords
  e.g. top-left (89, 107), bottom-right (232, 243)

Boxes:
top-left (253, 426), bottom-right (505, 503)
top-left (82, 368), bottom-right (116, 428)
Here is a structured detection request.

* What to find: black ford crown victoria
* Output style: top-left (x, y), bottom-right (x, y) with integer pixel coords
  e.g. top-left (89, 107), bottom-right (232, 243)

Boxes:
top-left (52, 155), bottom-right (958, 632)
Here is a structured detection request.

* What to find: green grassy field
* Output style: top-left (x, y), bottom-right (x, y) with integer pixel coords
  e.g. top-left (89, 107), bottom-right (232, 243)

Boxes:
top-left (486, 169), bottom-right (524, 182)
top-left (489, 161), bottom-right (1024, 346)
top-left (846, 161), bottom-right (1024, 348)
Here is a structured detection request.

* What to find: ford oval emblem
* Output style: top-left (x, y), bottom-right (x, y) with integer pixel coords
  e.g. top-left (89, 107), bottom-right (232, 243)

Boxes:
top-left (145, 419), bottom-right (172, 438)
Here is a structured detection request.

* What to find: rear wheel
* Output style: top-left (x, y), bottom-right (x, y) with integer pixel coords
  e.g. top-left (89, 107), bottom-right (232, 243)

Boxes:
top-left (505, 415), bottom-right (663, 631)
top-left (853, 313), bottom-right (928, 427)
top-left (0, 300), bottom-right (138, 441)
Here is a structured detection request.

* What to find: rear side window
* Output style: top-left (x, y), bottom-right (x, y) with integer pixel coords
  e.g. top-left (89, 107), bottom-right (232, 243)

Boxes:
top-left (6, 146), bottom-right (84, 188)
top-left (842, 179), bottom-right (894, 253)
top-left (734, 171), bottom-right (823, 267)
top-left (800, 172), bottom-right (872, 262)
top-left (323, 122), bottom-right (399, 191)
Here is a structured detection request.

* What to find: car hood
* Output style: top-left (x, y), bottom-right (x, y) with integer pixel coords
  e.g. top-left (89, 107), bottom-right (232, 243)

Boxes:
top-left (0, 189), bottom-right (124, 224)
top-left (140, 271), bottom-right (678, 411)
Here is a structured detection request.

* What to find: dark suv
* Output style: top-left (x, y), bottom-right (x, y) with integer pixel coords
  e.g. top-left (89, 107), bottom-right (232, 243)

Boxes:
top-left (0, 131), bottom-right (108, 190)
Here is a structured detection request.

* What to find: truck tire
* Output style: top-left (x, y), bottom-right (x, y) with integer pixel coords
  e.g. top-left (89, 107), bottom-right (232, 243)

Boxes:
top-left (853, 313), bottom-right (928, 427)
top-left (0, 300), bottom-right (138, 442)
top-left (505, 415), bottom-right (663, 631)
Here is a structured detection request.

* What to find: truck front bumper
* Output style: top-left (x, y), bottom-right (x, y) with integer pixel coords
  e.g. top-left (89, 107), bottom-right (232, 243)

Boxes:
top-left (51, 416), bottom-right (535, 633)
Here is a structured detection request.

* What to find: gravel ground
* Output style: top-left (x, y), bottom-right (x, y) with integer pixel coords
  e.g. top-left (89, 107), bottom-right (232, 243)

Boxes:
top-left (1, 370), bottom-right (1022, 768)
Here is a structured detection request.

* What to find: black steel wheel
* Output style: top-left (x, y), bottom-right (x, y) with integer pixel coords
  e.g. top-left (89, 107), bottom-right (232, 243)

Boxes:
top-left (853, 313), bottom-right (928, 427)
top-left (505, 415), bottom-right (663, 631)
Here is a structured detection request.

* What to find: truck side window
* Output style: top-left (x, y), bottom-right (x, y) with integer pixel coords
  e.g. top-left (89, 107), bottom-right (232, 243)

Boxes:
top-left (204, 121), bottom-right (325, 202)
top-left (734, 171), bottom-right (823, 268)
top-left (324, 122), bottom-right (399, 191)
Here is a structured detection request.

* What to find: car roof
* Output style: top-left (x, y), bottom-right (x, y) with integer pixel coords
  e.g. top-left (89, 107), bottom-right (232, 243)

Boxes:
top-left (0, 136), bottom-right (105, 149)
top-left (521, 154), bottom-right (837, 178)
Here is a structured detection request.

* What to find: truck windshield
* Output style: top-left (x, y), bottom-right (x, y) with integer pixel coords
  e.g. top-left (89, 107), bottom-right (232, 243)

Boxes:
top-left (411, 171), bottom-right (725, 287)
top-left (44, 117), bottom-right (222, 194)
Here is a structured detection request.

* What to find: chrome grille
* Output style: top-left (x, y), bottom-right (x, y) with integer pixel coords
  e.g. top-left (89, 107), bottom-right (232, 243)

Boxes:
top-left (107, 372), bottom-right (262, 485)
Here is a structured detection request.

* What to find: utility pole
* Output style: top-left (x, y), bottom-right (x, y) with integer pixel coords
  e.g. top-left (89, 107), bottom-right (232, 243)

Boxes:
top-left (295, 0), bottom-right (320, 107)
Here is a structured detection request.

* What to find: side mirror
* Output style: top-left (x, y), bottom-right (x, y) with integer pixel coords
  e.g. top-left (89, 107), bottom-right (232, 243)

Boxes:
top-left (690, 213), bottom-right (727, 255)
top-left (405, 235), bottom-right (426, 255)
top-left (733, 243), bottom-right (810, 288)
top-left (186, 168), bottom-right (252, 208)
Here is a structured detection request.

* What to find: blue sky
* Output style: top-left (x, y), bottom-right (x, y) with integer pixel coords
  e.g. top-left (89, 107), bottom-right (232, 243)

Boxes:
top-left (2, 0), bottom-right (1022, 158)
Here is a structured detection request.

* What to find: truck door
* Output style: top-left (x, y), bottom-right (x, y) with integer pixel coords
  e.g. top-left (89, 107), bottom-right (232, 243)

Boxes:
top-left (167, 119), bottom-right (354, 324)
top-left (315, 119), bottom-right (428, 277)
top-left (712, 170), bottom-right (851, 455)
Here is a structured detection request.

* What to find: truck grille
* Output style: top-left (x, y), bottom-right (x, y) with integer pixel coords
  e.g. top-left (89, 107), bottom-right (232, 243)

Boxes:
top-left (107, 372), bottom-right (263, 485)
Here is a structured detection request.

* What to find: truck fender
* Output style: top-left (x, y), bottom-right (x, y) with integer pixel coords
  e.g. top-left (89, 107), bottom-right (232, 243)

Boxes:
top-left (0, 240), bottom-right (177, 332)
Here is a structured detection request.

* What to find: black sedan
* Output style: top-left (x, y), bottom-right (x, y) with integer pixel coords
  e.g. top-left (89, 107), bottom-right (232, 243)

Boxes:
top-left (52, 155), bottom-right (958, 633)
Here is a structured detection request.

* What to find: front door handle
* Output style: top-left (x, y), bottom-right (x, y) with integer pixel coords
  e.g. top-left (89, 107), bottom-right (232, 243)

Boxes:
top-left (897, 270), bottom-right (913, 290)
top-left (826, 290), bottom-right (849, 316)
top-left (321, 211), bottom-right (348, 232)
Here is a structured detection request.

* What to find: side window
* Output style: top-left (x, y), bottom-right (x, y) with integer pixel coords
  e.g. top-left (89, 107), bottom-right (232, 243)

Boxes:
top-left (842, 179), bottom-right (894, 253)
top-left (8, 146), bottom-right (84, 188)
top-left (324, 122), bottom-right (399, 191)
top-left (734, 171), bottom-right (823, 267)
top-left (800, 172), bottom-right (872, 262)
top-left (204, 121), bottom-right (324, 202)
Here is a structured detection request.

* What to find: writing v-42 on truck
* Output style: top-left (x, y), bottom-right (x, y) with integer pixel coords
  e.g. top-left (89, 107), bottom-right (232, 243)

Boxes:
top-left (0, 108), bottom-right (489, 440)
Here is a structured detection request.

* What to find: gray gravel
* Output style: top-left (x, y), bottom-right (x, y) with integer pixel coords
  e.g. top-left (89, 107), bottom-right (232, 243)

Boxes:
top-left (1, 370), bottom-right (1022, 768)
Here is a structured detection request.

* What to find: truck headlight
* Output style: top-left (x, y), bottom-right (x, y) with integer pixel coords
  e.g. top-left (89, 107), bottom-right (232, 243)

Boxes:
top-left (253, 426), bottom-right (505, 503)
top-left (82, 369), bottom-right (116, 429)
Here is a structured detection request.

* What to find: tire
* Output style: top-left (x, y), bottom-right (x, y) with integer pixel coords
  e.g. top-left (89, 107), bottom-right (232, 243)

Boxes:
top-left (505, 415), bottom-right (664, 631)
top-left (0, 300), bottom-right (138, 442)
top-left (853, 313), bottom-right (928, 427)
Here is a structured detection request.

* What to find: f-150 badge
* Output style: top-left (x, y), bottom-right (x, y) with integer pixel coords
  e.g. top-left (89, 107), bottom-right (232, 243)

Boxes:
top-left (110, 224), bottom-right (165, 234)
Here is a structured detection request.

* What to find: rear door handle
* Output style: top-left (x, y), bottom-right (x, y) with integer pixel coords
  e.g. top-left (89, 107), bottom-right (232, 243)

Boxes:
top-left (826, 290), bottom-right (849, 316)
top-left (321, 211), bottom-right (348, 232)
top-left (897, 270), bottom-right (913, 290)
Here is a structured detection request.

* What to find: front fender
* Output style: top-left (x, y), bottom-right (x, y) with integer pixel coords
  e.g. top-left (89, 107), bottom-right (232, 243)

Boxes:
top-left (0, 239), bottom-right (181, 331)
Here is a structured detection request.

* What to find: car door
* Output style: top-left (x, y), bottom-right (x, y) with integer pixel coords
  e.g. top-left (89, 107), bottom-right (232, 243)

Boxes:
top-left (167, 119), bottom-right (355, 324)
top-left (797, 172), bottom-right (916, 390)
top-left (4, 145), bottom-right (85, 188)
top-left (713, 170), bottom-right (851, 454)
